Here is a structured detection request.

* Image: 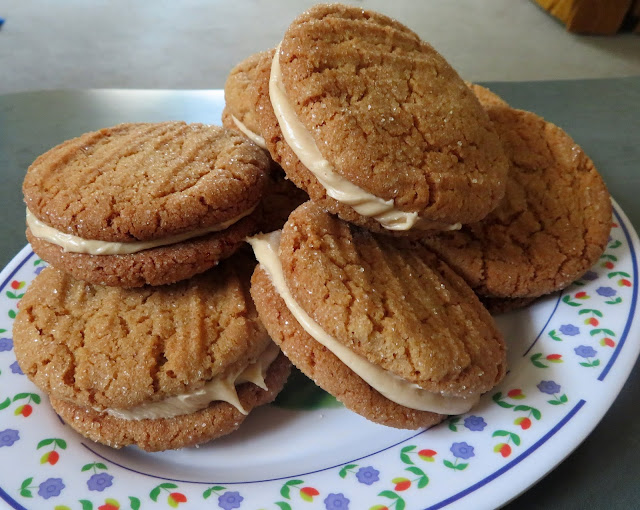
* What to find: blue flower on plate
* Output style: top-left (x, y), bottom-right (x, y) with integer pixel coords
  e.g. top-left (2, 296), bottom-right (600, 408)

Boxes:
top-left (355, 466), bottom-right (379, 485)
top-left (87, 473), bottom-right (113, 492)
top-left (0, 429), bottom-right (19, 447)
top-left (0, 338), bottom-right (13, 352)
top-left (559, 324), bottom-right (580, 336)
top-left (464, 415), bottom-right (487, 432)
top-left (450, 442), bottom-right (475, 460)
top-left (582, 270), bottom-right (598, 281)
top-left (324, 493), bottom-right (350, 510)
top-left (10, 361), bottom-right (23, 375)
top-left (537, 380), bottom-right (561, 394)
top-left (596, 286), bottom-right (617, 298)
top-left (575, 345), bottom-right (597, 358)
top-left (38, 478), bottom-right (64, 499)
top-left (218, 491), bottom-right (243, 510)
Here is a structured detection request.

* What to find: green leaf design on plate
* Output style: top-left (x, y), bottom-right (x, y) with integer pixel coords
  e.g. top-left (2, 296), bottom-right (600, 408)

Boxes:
top-left (79, 500), bottom-right (93, 510)
top-left (339, 464), bottom-right (357, 478)
top-left (20, 478), bottom-right (33, 490)
top-left (0, 398), bottom-right (11, 410)
top-left (150, 487), bottom-right (161, 502)
top-left (400, 445), bottom-right (415, 465)
top-left (37, 438), bottom-right (55, 449)
top-left (129, 496), bottom-right (141, 510)
top-left (272, 368), bottom-right (342, 409)
top-left (203, 486), bottom-right (226, 499)
top-left (405, 466), bottom-right (425, 477)
top-left (275, 502), bottom-right (292, 510)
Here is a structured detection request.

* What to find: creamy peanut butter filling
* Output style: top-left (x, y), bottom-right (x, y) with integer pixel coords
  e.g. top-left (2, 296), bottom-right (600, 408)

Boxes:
top-left (26, 205), bottom-right (256, 255)
top-left (104, 342), bottom-right (281, 420)
top-left (248, 231), bottom-right (476, 415)
top-left (231, 115), bottom-right (268, 149)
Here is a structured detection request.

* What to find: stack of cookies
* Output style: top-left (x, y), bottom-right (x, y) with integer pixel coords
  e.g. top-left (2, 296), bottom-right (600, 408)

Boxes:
top-left (13, 122), bottom-right (292, 451)
top-left (223, 4), bottom-right (612, 428)
top-left (13, 3), bottom-right (613, 451)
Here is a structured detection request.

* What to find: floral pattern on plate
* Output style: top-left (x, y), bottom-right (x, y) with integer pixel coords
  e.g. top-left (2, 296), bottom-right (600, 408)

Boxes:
top-left (0, 203), bottom-right (638, 510)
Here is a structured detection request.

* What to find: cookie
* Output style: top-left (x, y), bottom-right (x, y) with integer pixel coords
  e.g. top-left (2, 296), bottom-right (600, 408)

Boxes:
top-left (23, 122), bottom-right (270, 287)
top-left (13, 259), bottom-right (290, 451)
top-left (419, 104), bottom-right (612, 298)
top-left (249, 202), bottom-right (506, 429)
top-left (222, 51), bottom-right (270, 150)
top-left (252, 5), bottom-right (509, 234)
top-left (466, 82), bottom-right (509, 107)
top-left (480, 296), bottom-right (538, 315)
top-left (259, 168), bottom-right (309, 233)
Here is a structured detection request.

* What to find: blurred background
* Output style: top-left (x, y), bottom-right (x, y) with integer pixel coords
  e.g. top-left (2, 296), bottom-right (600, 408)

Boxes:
top-left (1, 0), bottom-right (639, 95)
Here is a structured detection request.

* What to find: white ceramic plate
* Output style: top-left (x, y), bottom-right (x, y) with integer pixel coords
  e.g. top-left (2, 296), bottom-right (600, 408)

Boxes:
top-left (0, 201), bottom-right (638, 510)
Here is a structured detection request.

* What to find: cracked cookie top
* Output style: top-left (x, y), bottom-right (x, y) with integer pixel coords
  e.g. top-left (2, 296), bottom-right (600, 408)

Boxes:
top-left (278, 202), bottom-right (506, 397)
top-left (12, 256), bottom-right (271, 410)
top-left (23, 122), bottom-right (270, 242)
top-left (222, 51), bottom-right (268, 138)
top-left (272, 4), bottom-right (508, 226)
top-left (419, 104), bottom-right (612, 298)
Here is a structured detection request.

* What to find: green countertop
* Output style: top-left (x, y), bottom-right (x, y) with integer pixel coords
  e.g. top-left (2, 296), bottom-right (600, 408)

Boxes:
top-left (1, 79), bottom-right (639, 509)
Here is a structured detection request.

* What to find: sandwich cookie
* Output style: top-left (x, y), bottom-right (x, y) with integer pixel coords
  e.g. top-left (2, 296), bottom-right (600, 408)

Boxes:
top-left (23, 122), bottom-right (270, 287)
top-left (12, 259), bottom-right (290, 451)
top-left (249, 202), bottom-right (506, 429)
top-left (223, 53), bottom-right (309, 231)
top-left (222, 51), bottom-right (271, 150)
top-left (419, 103), bottom-right (612, 298)
top-left (252, 4), bottom-right (509, 234)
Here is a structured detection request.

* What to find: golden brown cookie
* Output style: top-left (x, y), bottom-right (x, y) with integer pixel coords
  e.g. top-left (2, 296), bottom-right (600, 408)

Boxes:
top-left (249, 202), bottom-right (506, 429)
top-left (419, 104), bottom-right (612, 298)
top-left (252, 5), bottom-right (509, 235)
top-left (222, 51), bottom-right (269, 147)
top-left (13, 258), bottom-right (290, 451)
top-left (259, 168), bottom-right (309, 233)
top-left (466, 82), bottom-right (509, 107)
top-left (50, 354), bottom-right (290, 452)
top-left (23, 122), bottom-right (270, 287)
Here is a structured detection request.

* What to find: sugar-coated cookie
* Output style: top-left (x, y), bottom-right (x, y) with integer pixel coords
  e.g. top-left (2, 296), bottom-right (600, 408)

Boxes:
top-left (222, 51), bottom-right (270, 149)
top-left (249, 202), bottom-right (506, 429)
top-left (252, 5), bottom-right (509, 235)
top-left (23, 122), bottom-right (270, 287)
top-left (13, 258), bottom-right (290, 451)
top-left (419, 104), bottom-right (612, 298)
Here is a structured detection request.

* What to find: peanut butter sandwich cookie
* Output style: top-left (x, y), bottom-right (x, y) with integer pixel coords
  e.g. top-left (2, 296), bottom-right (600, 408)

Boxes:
top-left (419, 104), bottom-right (612, 298)
top-left (12, 259), bottom-right (290, 452)
top-left (222, 51), bottom-right (271, 150)
top-left (223, 52), bottom-right (309, 231)
top-left (249, 202), bottom-right (506, 429)
top-left (23, 122), bottom-right (270, 287)
top-left (252, 4), bottom-right (509, 235)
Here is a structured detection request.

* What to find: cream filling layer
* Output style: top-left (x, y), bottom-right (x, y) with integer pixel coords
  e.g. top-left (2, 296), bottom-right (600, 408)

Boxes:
top-left (104, 342), bottom-right (281, 421)
top-left (269, 44), bottom-right (424, 231)
top-left (231, 115), bottom-right (268, 149)
top-left (248, 231), bottom-right (476, 415)
top-left (26, 205), bottom-right (256, 255)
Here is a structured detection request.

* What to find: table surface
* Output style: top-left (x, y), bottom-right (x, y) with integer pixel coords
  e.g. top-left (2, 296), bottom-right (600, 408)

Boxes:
top-left (1, 79), bottom-right (639, 509)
